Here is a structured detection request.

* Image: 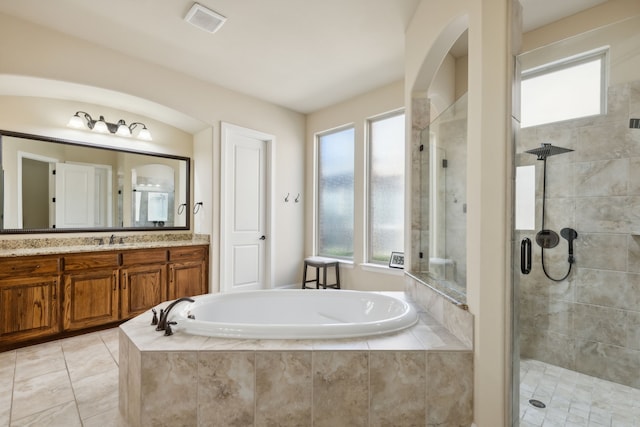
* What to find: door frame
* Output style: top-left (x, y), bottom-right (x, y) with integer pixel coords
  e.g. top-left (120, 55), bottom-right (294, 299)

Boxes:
top-left (220, 122), bottom-right (275, 293)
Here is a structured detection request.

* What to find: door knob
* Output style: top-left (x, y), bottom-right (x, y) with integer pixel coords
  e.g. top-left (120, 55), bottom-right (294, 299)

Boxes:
top-left (259, 235), bottom-right (266, 240)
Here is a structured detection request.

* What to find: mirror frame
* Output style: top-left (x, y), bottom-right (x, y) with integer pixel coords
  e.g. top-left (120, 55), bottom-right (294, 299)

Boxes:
top-left (0, 129), bottom-right (190, 234)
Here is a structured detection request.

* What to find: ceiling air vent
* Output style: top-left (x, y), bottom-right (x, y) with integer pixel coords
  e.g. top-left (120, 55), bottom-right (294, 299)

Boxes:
top-left (184, 3), bottom-right (226, 34)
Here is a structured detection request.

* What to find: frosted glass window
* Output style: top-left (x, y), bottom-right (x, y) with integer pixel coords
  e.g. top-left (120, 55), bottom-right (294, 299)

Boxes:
top-left (515, 165), bottom-right (535, 230)
top-left (148, 192), bottom-right (168, 222)
top-left (368, 112), bottom-right (405, 264)
top-left (317, 127), bottom-right (354, 259)
top-left (521, 50), bottom-right (606, 128)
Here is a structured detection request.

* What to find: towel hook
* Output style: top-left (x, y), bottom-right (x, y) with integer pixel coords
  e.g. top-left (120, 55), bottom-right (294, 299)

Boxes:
top-left (295, 193), bottom-right (300, 203)
top-left (284, 193), bottom-right (290, 202)
top-left (193, 201), bottom-right (203, 214)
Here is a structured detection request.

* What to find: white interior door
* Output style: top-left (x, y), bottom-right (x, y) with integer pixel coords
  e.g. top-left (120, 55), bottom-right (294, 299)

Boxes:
top-left (55, 163), bottom-right (95, 228)
top-left (92, 165), bottom-right (113, 227)
top-left (221, 123), bottom-right (271, 293)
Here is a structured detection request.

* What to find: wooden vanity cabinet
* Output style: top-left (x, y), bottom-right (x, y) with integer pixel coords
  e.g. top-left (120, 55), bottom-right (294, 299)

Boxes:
top-left (0, 256), bottom-right (61, 345)
top-left (168, 246), bottom-right (208, 299)
top-left (121, 249), bottom-right (168, 318)
top-left (62, 252), bottom-right (120, 331)
top-left (1, 243), bottom-right (208, 348)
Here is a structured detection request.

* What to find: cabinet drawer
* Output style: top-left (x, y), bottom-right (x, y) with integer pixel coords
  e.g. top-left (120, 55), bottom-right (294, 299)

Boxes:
top-left (0, 257), bottom-right (59, 279)
top-left (169, 246), bottom-right (206, 262)
top-left (63, 252), bottom-right (120, 271)
top-left (122, 249), bottom-right (167, 266)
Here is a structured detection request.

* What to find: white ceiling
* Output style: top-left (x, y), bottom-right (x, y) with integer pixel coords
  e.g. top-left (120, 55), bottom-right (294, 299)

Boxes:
top-left (0, 0), bottom-right (609, 117)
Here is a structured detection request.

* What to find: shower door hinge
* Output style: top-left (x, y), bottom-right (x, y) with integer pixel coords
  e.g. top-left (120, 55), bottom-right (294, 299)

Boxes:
top-left (419, 144), bottom-right (424, 152)
top-left (52, 197), bottom-right (56, 203)
top-left (442, 159), bottom-right (448, 168)
top-left (52, 169), bottom-right (56, 175)
top-left (419, 251), bottom-right (424, 259)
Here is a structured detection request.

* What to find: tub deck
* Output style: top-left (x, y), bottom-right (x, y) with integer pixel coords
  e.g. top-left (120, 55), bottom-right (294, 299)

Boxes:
top-left (119, 291), bottom-right (473, 426)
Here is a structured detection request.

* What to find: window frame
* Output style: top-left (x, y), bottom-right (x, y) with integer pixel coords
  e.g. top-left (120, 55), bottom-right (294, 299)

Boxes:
top-left (521, 48), bottom-right (608, 128)
top-left (365, 109), bottom-right (405, 266)
top-left (314, 124), bottom-right (355, 260)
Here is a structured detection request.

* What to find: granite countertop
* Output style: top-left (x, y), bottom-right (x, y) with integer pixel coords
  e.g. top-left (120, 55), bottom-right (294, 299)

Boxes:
top-left (0, 233), bottom-right (210, 258)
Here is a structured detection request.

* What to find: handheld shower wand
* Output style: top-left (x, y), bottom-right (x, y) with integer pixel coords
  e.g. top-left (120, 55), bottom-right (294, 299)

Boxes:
top-left (560, 228), bottom-right (578, 264)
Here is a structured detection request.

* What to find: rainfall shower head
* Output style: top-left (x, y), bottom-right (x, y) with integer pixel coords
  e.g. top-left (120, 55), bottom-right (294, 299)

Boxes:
top-left (525, 143), bottom-right (573, 160)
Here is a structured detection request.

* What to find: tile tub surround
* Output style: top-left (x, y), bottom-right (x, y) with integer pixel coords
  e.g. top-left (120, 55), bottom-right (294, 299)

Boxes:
top-left (119, 292), bottom-right (473, 427)
top-left (517, 79), bottom-right (640, 388)
top-left (405, 274), bottom-right (474, 349)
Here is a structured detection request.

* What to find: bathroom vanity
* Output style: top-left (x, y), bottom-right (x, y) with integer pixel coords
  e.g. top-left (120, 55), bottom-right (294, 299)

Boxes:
top-left (0, 241), bottom-right (208, 350)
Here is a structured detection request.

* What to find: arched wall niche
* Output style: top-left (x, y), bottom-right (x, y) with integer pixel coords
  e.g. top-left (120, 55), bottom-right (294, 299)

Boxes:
top-left (411, 14), bottom-right (469, 94)
top-left (408, 13), bottom-right (469, 300)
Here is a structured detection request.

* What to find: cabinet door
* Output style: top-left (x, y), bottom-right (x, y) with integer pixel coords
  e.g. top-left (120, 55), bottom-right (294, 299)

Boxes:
top-left (121, 264), bottom-right (167, 318)
top-left (0, 275), bottom-right (60, 344)
top-left (168, 261), bottom-right (206, 299)
top-left (63, 269), bottom-right (119, 330)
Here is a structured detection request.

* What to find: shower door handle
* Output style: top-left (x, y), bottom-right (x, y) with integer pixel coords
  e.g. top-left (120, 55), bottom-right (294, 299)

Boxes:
top-left (521, 238), bottom-right (532, 275)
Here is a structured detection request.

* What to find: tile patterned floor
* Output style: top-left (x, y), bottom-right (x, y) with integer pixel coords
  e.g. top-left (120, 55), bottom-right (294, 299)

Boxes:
top-left (0, 329), bottom-right (126, 427)
top-left (520, 359), bottom-right (640, 427)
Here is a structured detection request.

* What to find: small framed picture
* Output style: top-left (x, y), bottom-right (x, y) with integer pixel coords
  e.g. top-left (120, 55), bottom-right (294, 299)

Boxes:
top-left (389, 252), bottom-right (405, 269)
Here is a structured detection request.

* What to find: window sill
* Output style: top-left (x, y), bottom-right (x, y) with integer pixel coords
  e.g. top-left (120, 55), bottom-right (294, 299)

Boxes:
top-left (360, 263), bottom-right (404, 276)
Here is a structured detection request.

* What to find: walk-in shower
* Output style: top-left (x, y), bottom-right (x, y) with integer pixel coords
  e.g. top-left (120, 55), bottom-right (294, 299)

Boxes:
top-left (524, 143), bottom-right (578, 281)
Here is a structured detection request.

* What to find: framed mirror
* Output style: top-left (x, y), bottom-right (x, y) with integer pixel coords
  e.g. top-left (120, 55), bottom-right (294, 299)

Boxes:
top-left (0, 129), bottom-right (190, 233)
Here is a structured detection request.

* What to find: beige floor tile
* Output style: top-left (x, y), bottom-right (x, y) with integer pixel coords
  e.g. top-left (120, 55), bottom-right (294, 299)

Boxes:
top-left (82, 406), bottom-right (128, 427)
top-left (10, 400), bottom-right (81, 427)
top-left (73, 367), bottom-right (119, 421)
top-left (0, 405), bottom-right (10, 427)
top-left (100, 329), bottom-right (120, 363)
top-left (14, 344), bottom-right (66, 382)
top-left (11, 369), bottom-right (75, 421)
top-left (0, 350), bottom-right (16, 376)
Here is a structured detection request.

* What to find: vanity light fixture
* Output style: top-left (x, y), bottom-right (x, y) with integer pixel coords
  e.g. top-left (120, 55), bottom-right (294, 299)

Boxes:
top-left (67, 111), bottom-right (153, 141)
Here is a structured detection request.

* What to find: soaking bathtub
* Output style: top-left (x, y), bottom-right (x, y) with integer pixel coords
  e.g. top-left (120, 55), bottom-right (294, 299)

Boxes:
top-left (171, 289), bottom-right (418, 339)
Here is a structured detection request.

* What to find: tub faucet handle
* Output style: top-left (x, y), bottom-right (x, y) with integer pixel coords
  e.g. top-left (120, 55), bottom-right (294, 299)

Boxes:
top-left (155, 309), bottom-right (165, 331)
top-left (165, 321), bottom-right (177, 336)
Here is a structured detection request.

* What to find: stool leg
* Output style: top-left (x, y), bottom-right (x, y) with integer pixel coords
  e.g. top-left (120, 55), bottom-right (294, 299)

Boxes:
top-left (335, 264), bottom-right (340, 289)
top-left (323, 265), bottom-right (328, 289)
top-left (302, 263), bottom-right (308, 289)
top-left (315, 266), bottom-right (320, 289)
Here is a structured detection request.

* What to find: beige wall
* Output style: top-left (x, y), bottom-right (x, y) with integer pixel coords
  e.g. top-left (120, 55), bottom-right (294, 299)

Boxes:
top-left (0, 12), bottom-right (306, 290)
top-left (305, 80), bottom-right (406, 291)
top-left (522, 14), bottom-right (640, 85)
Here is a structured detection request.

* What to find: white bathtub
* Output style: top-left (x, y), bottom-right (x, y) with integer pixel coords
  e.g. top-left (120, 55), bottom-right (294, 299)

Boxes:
top-left (171, 289), bottom-right (418, 339)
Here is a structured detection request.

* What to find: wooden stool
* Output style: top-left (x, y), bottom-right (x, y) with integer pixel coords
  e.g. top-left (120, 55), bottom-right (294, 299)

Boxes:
top-left (302, 256), bottom-right (341, 289)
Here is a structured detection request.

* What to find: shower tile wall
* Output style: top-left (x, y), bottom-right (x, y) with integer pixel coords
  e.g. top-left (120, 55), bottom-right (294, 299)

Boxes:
top-left (518, 80), bottom-right (640, 388)
top-left (411, 96), bottom-right (430, 273)
top-left (432, 97), bottom-right (467, 290)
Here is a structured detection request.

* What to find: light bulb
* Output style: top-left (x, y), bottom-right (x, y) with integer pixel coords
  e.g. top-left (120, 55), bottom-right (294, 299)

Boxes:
top-left (137, 127), bottom-right (152, 141)
top-left (116, 123), bottom-right (131, 137)
top-left (93, 117), bottom-right (109, 133)
top-left (67, 114), bottom-right (84, 129)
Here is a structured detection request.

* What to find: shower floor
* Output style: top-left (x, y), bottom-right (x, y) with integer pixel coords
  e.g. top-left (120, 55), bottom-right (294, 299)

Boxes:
top-left (519, 358), bottom-right (640, 426)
